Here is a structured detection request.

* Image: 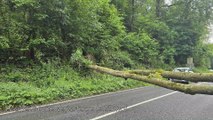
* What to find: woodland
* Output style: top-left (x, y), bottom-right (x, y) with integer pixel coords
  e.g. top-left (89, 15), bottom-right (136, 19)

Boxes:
top-left (0, 0), bottom-right (213, 110)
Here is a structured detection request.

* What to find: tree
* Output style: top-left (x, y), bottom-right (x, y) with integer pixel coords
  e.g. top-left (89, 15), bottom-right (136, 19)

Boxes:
top-left (0, 0), bottom-right (125, 65)
top-left (163, 0), bottom-right (213, 65)
top-left (0, 0), bottom-right (213, 69)
top-left (89, 65), bottom-right (213, 95)
top-left (120, 32), bottom-right (160, 67)
top-left (127, 69), bottom-right (213, 83)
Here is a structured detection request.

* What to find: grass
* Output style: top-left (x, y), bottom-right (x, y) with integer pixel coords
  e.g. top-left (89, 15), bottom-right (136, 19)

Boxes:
top-left (193, 66), bottom-right (213, 73)
top-left (0, 63), bottom-right (147, 111)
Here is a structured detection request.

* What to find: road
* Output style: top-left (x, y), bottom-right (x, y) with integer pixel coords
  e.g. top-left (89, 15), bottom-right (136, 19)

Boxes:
top-left (1, 86), bottom-right (213, 120)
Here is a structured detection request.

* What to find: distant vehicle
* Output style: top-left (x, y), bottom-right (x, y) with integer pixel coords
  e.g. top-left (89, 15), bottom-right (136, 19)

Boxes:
top-left (169, 67), bottom-right (193, 84)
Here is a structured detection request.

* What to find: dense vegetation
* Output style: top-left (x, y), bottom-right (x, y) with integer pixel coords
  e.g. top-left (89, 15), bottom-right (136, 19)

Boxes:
top-left (0, 62), bottom-right (147, 110)
top-left (0, 0), bottom-right (213, 110)
top-left (0, 0), bottom-right (212, 68)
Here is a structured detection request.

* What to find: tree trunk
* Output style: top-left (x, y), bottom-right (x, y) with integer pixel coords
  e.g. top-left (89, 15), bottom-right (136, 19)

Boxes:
top-left (127, 70), bottom-right (213, 83)
top-left (88, 65), bottom-right (213, 95)
top-left (156, 0), bottom-right (162, 17)
top-left (130, 0), bottom-right (135, 31)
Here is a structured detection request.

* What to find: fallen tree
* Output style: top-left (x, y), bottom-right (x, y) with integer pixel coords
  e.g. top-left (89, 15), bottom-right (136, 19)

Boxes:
top-left (88, 65), bottom-right (213, 95)
top-left (127, 70), bottom-right (213, 83)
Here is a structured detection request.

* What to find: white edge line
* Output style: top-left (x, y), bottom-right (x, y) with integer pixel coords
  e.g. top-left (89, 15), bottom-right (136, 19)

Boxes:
top-left (0, 86), bottom-right (149, 116)
top-left (90, 91), bottom-right (178, 120)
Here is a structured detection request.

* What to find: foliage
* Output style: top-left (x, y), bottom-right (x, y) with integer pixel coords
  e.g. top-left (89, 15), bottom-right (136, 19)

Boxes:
top-left (0, 64), bottom-right (146, 110)
top-left (101, 51), bottom-right (135, 70)
top-left (70, 49), bottom-right (92, 70)
top-left (121, 32), bottom-right (160, 67)
top-left (1, 0), bottom-right (213, 111)
top-left (113, 0), bottom-right (213, 67)
top-left (193, 67), bottom-right (211, 73)
top-left (0, 0), bottom-right (124, 64)
top-left (0, 0), bottom-right (212, 68)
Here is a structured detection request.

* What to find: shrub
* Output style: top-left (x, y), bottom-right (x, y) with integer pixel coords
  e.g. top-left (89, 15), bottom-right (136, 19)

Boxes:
top-left (0, 64), bottom-right (147, 110)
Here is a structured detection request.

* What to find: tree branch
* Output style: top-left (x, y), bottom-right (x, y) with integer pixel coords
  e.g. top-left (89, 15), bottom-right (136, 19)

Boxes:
top-left (127, 70), bottom-right (213, 83)
top-left (89, 65), bottom-right (213, 95)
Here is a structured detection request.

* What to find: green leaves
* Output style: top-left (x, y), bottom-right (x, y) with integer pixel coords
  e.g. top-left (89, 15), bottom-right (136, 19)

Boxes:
top-left (0, 0), bottom-right (213, 67)
top-left (12, 0), bottom-right (37, 7)
top-left (121, 32), bottom-right (159, 67)
top-left (0, 36), bottom-right (9, 49)
top-left (70, 49), bottom-right (93, 69)
top-left (0, 64), bottom-right (146, 110)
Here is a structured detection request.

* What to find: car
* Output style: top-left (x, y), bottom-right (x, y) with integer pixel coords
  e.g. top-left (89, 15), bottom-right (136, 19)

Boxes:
top-left (169, 67), bottom-right (193, 84)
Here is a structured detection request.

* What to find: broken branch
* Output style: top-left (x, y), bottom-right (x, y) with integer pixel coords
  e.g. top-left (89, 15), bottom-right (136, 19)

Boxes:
top-left (89, 65), bottom-right (213, 95)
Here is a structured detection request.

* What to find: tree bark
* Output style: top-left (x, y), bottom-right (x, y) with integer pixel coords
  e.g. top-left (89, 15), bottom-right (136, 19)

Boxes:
top-left (130, 0), bottom-right (135, 31)
top-left (156, 0), bottom-right (162, 17)
top-left (88, 65), bottom-right (213, 95)
top-left (127, 70), bottom-right (213, 83)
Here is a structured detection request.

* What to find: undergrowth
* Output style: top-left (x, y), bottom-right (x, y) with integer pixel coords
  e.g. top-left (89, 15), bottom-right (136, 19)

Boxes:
top-left (0, 63), bottom-right (147, 111)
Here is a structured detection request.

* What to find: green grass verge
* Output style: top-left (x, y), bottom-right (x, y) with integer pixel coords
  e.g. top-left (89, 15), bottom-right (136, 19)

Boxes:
top-left (193, 67), bottom-right (213, 73)
top-left (0, 64), bottom-right (147, 111)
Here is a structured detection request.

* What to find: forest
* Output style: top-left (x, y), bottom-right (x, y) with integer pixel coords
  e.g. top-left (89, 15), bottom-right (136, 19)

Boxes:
top-left (0, 0), bottom-right (213, 110)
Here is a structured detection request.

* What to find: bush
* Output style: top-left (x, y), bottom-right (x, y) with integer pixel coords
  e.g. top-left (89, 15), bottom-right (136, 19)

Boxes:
top-left (101, 51), bottom-right (135, 70)
top-left (70, 49), bottom-right (92, 70)
top-left (0, 82), bottom-right (49, 110)
top-left (121, 32), bottom-right (159, 67)
top-left (0, 64), bottom-right (147, 110)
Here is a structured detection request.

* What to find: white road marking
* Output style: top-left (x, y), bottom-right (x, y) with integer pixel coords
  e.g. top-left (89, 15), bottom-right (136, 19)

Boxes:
top-left (0, 86), bottom-right (148, 116)
top-left (90, 91), bottom-right (178, 120)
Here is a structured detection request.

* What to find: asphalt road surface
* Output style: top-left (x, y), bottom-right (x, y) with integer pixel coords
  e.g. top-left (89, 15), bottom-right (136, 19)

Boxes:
top-left (1, 86), bottom-right (213, 120)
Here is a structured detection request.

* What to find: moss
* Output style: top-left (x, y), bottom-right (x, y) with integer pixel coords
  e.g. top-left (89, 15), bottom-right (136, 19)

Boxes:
top-left (89, 65), bottom-right (213, 95)
top-left (127, 69), bottom-right (213, 83)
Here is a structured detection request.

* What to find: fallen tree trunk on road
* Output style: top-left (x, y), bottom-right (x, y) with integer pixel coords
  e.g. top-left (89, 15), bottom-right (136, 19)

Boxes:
top-left (128, 70), bottom-right (213, 83)
top-left (127, 70), bottom-right (161, 76)
top-left (88, 65), bottom-right (213, 95)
